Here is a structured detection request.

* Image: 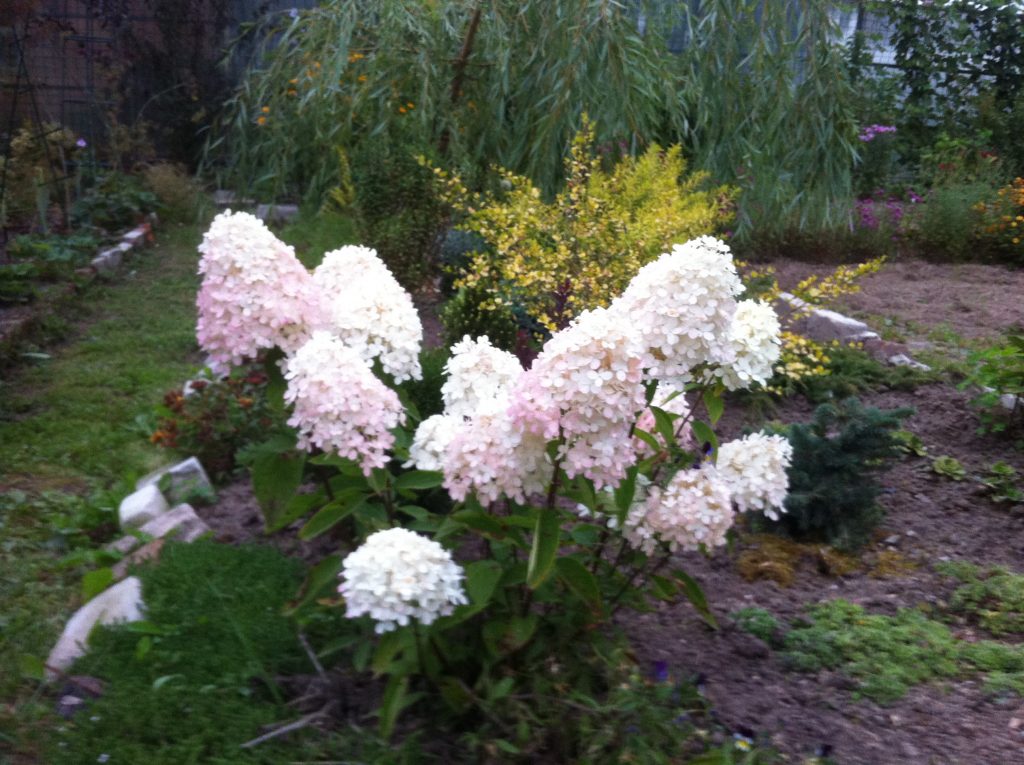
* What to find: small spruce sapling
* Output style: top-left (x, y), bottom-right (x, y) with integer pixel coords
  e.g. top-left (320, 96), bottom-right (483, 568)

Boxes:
top-left (764, 397), bottom-right (912, 551)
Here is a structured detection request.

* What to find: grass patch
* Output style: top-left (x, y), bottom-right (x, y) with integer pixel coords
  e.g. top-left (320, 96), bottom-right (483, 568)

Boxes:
top-left (43, 540), bottom-right (363, 764)
top-left (276, 209), bottom-right (360, 269)
top-left (0, 223), bottom-right (205, 491)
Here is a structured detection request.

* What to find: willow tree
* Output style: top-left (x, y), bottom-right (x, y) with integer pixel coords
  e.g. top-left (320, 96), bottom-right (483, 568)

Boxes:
top-left (209, 0), bottom-right (856, 238)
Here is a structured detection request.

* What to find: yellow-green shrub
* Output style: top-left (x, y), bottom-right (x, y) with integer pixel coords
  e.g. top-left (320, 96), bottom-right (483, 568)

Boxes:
top-left (437, 119), bottom-right (734, 333)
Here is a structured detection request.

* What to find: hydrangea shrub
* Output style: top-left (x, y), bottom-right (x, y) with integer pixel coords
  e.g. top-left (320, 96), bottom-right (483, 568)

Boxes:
top-left (194, 211), bottom-right (793, 747)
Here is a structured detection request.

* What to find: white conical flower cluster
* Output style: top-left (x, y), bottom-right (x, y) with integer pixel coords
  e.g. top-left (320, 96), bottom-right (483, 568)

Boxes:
top-left (716, 432), bottom-right (793, 520)
top-left (442, 336), bottom-right (523, 419)
top-left (312, 245), bottom-right (423, 383)
top-left (283, 331), bottom-right (404, 475)
top-left (714, 300), bottom-right (782, 390)
top-left (339, 527), bottom-right (468, 634)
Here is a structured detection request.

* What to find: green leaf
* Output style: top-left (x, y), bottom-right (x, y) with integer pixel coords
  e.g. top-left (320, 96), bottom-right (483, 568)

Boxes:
top-left (570, 523), bottom-right (603, 546)
top-left (702, 387), bottom-right (724, 425)
top-left (614, 466), bottom-right (638, 513)
top-left (283, 553), bottom-right (343, 617)
top-left (82, 567), bottom-right (113, 601)
top-left (483, 615), bottom-right (538, 657)
top-left (451, 509), bottom-right (505, 539)
top-left (649, 574), bottom-right (677, 601)
top-left (632, 428), bottom-right (661, 453)
top-left (371, 630), bottom-right (408, 675)
top-left (690, 419), bottom-right (719, 454)
top-left (555, 557), bottom-right (603, 612)
top-left (377, 674), bottom-right (417, 739)
top-left (298, 491), bottom-right (368, 540)
top-left (265, 492), bottom-right (322, 534)
top-left (650, 406), bottom-right (677, 447)
top-left (251, 442), bottom-right (306, 531)
top-left (527, 508), bottom-right (560, 589)
top-left (263, 351), bottom-right (287, 415)
top-left (672, 569), bottom-right (718, 629)
top-left (394, 470), bottom-right (444, 490)
top-left (464, 560), bottom-right (503, 606)
top-left (135, 635), bottom-right (153, 661)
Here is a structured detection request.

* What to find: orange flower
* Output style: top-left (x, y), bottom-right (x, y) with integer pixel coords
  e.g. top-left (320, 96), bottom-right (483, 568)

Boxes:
top-left (261, 105), bottom-right (270, 113)
top-left (257, 116), bottom-right (267, 126)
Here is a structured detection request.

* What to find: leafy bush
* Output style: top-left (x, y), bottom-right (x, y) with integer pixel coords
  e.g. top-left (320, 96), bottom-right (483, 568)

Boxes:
top-left (939, 562), bottom-right (1024, 636)
top-left (72, 172), bottom-right (157, 232)
top-left (141, 163), bottom-right (202, 223)
top-left (731, 607), bottom-right (782, 646)
top-left (439, 118), bottom-right (733, 333)
top-left (350, 136), bottom-right (444, 288)
top-left (906, 181), bottom-right (995, 261)
top-left (764, 398), bottom-right (912, 551)
top-left (150, 366), bottom-right (281, 482)
top-left (961, 331), bottom-right (1024, 436)
top-left (0, 123), bottom-right (81, 230)
top-left (439, 285), bottom-right (520, 353)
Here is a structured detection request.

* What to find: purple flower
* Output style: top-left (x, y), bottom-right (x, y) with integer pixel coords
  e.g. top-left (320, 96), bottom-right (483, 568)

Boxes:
top-left (76, 138), bottom-right (87, 148)
top-left (652, 660), bottom-right (670, 683)
top-left (288, 7), bottom-right (298, 18)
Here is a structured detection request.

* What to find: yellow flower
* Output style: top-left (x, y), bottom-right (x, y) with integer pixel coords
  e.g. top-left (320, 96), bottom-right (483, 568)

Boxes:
top-left (256, 116), bottom-right (267, 126)
top-left (261, 106), bottom-right (270, 114)
top-left (357, 74), bottom-right (367, 83)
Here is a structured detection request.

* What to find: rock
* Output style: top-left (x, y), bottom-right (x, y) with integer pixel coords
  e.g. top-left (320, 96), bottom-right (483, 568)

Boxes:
top-left (111, 538), bottom-right (166, 580)
top-left (137, 503), bottom-right (210, 543)
top-left (255, 203), bottom-right (299, 224)
top-left (136, 457), bottom-right (215, 506)
top-left (1000, 393), bottom-right (1019, 412)
top-left (803, 309), bottom-right (877, 343)
top-left (45, 577), bottom-right (145, 679)
top-left (118, 484), bottom-right (170, 530)
top-left (90, 248), bottom-right (122, 274)
top-left (888, 353), bottom-right (930, 371)
top-left (884, 534), bottom-right (901, 546)
top-left (121, 228), bottom-right (147, 249)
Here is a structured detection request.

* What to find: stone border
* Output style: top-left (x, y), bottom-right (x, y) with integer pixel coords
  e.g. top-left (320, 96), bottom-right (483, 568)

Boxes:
top-left (1, 213), bottom-right (159, 364)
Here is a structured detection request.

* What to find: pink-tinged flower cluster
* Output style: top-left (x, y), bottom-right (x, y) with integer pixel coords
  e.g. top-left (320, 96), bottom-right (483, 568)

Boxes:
top-left (633, 381), bottom-right (694, 457)
top-left (312, 246), bottom-right (423, 383)
top-left (339, 527), bottom-right (467, 634)
top-left (623, 466), bottom-right (734, 553)
top-left (509, 308), bottom-right (645, 489)
top-left (713, 300), bottom-right (782, 390)
top-left (716, 433), bottom-right (792, 520)
top-left (442, 336), bottom-right (523, 418)
top-left (196, 210), bottom-right (322, 366)
top-left (610, 237), bottom-right (742, 383)
top-left (443, 397), bottom-right (549, 505)
top-left (406, 413), bottom-right (462, 472)
top-left (283, 331), bottom-right (404, 475)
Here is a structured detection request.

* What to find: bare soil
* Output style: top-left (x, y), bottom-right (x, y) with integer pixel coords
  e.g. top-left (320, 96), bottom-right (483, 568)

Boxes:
top-left (193, 258), bottom-right (1024, 764)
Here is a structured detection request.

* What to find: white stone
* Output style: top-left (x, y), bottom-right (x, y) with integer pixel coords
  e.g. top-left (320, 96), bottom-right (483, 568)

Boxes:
top-left (115, 241), bottom-right (133, 254)
top-left (1000, 393), bottom-right (1020, 412)
top-left (137, 503), bottom-right (211, 542)
top-left (803, 308), bottom-right (874, 343)
top-left (118, 484), bottom-right (170, 530)
top-left (91, 248), bottom-right (122, 274)
top-left (888, 353), bottom-right (931, 371)
top-left (45, 577), bottom-right (145, 679)
top-left (122, 228), bottom-right (147, 248)
top-left (136, 457), bottom-right (214, 506)
top-left (255, 203), bottom-right (299, 224)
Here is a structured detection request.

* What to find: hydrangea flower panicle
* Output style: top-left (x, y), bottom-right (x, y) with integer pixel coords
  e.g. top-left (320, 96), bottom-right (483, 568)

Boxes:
top-left (442, 335), bottom-right (523, 418)
top-left (196, 210), bottom-right (322, 366)
top-left (713, 299), bottom-right (782, 390)
top-left (624, 466), bottom-right (734, 553)
top-left (509, 307), bottom-right (645, 489)
top-left (339, 528), bottom-right (467, 633)
top-left (284, 331), bottom-right (403, 475)
top-left (611, 237), bottom-right (742, 383)
top-left (312, 245), bottom-right (423, 383)
top-left (716, 433), bottom-right (792, 519)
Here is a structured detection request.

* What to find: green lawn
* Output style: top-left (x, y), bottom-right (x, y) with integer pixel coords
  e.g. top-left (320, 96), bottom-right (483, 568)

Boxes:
top-left (0, 223), bottom-right (205, 491)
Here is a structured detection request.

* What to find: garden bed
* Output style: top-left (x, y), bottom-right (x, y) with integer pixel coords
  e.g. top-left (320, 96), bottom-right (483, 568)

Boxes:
top-left (168, 258), bottom-right (1024, 764)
